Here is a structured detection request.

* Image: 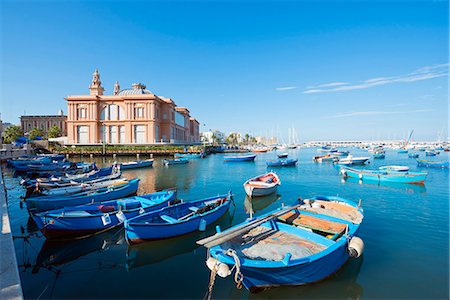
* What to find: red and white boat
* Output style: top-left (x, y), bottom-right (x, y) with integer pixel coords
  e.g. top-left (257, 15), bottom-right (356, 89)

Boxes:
top-left (243, 172), bottom-right (281, 197)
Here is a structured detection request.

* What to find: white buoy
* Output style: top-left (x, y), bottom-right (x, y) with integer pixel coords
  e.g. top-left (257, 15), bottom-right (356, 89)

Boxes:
top-left (348, 236), bottom-right (364, 258)
top-left (206, 257), bottom-right (231, 278)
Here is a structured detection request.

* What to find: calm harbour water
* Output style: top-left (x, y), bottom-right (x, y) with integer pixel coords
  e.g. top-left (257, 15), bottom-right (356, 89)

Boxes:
top-left (3, 148), bottom-right (449, 299)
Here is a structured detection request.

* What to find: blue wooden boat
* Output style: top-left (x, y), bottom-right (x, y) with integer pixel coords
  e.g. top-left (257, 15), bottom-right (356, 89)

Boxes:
top-left (408, 153), bottom-right (419, 158)
top-left (119, 159), bottom-right (154, 170)
top-left (379, 165), bottom-right (409, 172)
top-left (425, 150), bottom-right (437, 156)
top-left (20, 166), bottom-right (114, 188)
top-left (266, 159), bottom-right (298, 167)
top-left (397, 149), bottom-right (408, 154)
top-left (124, 193), bottom-right (232, 244)
top-left (197, 196), bottom-right (364, 292)
top-left (174, 153), bottom-right (204, 159)
top-left (163, 158), bottom-right (189, 166)
top-left (224, 154), bottom-right (256, 162)
top-left (339, 166), bottom-right (427, 184)
top-left (25, 178), bottom-right (140, 212)
top-left (277, 153), bottom-right (288, 158)
top-left (14, 161), bottom-right (94, 173)
top-left (33, 190), bottom-right (177, 239)
top-left (372, 153), bottom-right (385, 159)
top-left (416, 159), bottom-right (450, 168)
top-left (331, 151), bottom-right (349, 157)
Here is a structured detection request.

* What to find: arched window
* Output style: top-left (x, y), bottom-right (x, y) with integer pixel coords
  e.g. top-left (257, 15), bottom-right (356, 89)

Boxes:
top-left (109, 104), bottom-right (118, 120)
top-left (100, 106), bottom-right (107, 120)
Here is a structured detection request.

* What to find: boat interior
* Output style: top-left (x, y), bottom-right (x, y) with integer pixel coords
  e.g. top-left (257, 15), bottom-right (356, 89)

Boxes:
top-left (134, 197), bottom-right (227, 224)
top-left (221, 203), bottom-right (359, 262)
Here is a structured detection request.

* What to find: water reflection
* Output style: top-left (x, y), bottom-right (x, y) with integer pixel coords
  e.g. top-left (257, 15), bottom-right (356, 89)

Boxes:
top-left (341, 177), bottom-right (427, 194)
top-left (243, 193), bottom-right (281, 215)
top-left (125, 212), bottom-right (234, 270)
top-left (34, 228), bottom-right (125, 270)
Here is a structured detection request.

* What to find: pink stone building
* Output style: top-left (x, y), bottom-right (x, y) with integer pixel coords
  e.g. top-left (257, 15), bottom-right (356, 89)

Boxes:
top-left (66, 70), bottom-right (200, 145)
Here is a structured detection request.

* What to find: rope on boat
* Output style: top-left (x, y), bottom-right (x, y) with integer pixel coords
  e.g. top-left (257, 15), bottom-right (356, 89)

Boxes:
top-left (225, 249), bottom-right (244, 289)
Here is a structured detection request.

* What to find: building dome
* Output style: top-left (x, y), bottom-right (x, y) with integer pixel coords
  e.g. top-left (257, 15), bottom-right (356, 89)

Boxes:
top-left (117, 83), bottom-right (153, 96)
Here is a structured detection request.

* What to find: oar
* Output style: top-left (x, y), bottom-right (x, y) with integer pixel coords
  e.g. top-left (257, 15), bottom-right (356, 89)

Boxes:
top-left (197, 203), bottom-right (302, 248)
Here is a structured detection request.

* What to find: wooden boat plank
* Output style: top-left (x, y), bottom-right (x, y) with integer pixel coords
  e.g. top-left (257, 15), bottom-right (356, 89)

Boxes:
top-left (280, 213), bottom-right (347, 234)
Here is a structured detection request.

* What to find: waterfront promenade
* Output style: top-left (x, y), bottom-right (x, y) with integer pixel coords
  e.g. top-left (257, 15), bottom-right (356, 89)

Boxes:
top-left (0, 167), bottom-right (23, 300)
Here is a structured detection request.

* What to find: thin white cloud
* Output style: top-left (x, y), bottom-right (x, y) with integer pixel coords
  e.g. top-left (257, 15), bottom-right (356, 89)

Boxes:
top-left (325, 109), bottom-right (434, 119)
top-left (276, 86), bottom-right (297, 91)
top-left (307, 82), bottom-right (348, 89)
top-left (304, 63), bottom-right (449, 94)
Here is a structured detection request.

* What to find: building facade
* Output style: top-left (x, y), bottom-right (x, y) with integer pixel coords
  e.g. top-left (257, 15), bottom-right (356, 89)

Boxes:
top-left (200, 130), bottom-right (226, 144)
top-left (66, 70), bottom-right (200, 145)
top-left (20, 110), bottom-right (67, 136)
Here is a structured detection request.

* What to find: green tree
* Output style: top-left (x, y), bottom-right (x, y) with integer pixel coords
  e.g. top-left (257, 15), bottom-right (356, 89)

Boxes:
top-left (2, 125), bottom-right (23, 143)
top-left (29, 128), bottom-right (45, 140)
top-left (48, 126), bottom-right (62, 139)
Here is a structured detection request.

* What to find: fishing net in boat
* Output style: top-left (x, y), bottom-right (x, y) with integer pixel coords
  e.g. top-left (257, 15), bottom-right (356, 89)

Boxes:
top-left (239, 227), bottom-right (326, 261)
top-left (300, 201), bottom-right (363, 224)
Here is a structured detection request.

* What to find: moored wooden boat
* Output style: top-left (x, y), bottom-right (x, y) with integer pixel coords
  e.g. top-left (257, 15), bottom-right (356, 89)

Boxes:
top-left (197, 196), bottom-right (364, 292)
top-left (379, 165), bottom-right (409, 172)
top-left (416, 159), bottom-right (450, 168)
top-left (163, 158), bottom-right (189, 166)
top-left (124, 193), bottom-right (232, 243)
top-left (373, 152), bottom-right (385, 159)
top-left (33, 190), bottom-right (177, 239)
top-left (339, 166), bottom-right (427, 184)
top-left (335, 156), bottom-right (370, 165)
top-left (277, 153), bottom-right (288, 158)
top-left (25, 178), bottom-right (140, 212)
top-left (243, 172), bottom-right (280, 197)
top-left (266, 159), bottom-right (297, 167)
top-left (174, 153), bottom-right (204, 159)
top-left (224, 154), bottom-right (256, 162)
top-left (120, 159), bottom-right (154, 170)
top-left (28, 178), bottom-right (130, 198)
top-left (313, 154), bottom-right (337, 163)
top-left (408, 153), bottom-right (419, 158)
top-left (425, 150), bottom-right (437, 156)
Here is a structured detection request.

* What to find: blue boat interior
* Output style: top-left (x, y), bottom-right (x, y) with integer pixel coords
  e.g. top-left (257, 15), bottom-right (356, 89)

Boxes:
top-left (130, 196), bottom-right (228, 224)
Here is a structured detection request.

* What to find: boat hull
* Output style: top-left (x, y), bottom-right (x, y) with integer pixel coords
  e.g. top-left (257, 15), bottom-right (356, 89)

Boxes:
top-left (341, 167), bottom-right (427, 184)
top-left (235, 241), bottom-right (350, 291)
top-left (125, 195), bottom-right (231, 243)
top-left (224, 155), bottom-right (256, 162)
top-left (244, 184), bottom-right (278, 197)
top-left (26, 179), bottom-right (140, 212)
top-left (33, 192), bottom-right (175, 239)
top-left (120, 160), bottom-right (154, 170)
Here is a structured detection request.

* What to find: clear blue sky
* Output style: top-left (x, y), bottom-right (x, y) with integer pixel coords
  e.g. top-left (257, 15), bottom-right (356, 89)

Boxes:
top-left (1, 0), bottom-right (448, 141)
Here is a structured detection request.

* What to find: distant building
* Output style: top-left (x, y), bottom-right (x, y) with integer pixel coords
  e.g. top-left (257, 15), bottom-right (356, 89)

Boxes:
top-left (65, 70), bottom-right (200, 145)
top-left (201, 130), bottom-right (225, 144)
top-left (20, 110), bottom-right (67, 136)
top-left (256, 136), bottom-right (278, 145)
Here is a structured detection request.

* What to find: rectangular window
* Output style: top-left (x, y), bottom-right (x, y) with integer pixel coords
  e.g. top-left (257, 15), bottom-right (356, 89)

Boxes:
top-left (119, 126), bottom-right (125, 144)
top-left (78, 108), bottom-right (86, 119)
top-left (155, 125), bottom-right (159, 143)
top-left (77, 126), bottom-right (89, 144)
top-left (109, 126), bottom-right (117, 144)
top-left (100, 125), bottom-right (106, 143)
top-left (134, 107), bottom-right (144, 118)
top-left (134, 125), bottom-right (146, 144)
